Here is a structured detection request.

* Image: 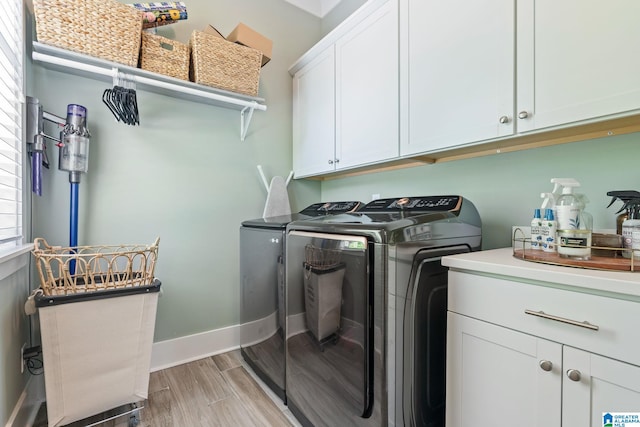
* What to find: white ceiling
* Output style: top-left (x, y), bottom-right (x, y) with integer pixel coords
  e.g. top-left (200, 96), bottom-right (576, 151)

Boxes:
top-left (284, 0), bottom-right (343, 17)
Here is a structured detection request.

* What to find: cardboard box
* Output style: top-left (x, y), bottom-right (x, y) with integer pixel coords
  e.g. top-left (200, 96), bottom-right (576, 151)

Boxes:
top-left (227, 23), bottom-right (272, 67)
top-left (203, 24), bottom-right (225, 39)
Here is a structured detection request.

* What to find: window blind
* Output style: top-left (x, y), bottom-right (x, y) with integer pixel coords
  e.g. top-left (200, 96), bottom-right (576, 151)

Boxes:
top-left (0, 0), bottom-right (24, 251)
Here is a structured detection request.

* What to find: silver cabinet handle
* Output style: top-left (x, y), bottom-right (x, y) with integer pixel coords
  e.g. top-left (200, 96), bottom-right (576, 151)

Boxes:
top-left (524, 309), bottom-right (599, 331)
top-left (566, 369), bottom-right (581, 382)
top-left (328, 159), bottom-right (334, 165)
top-left (518, 111), bottom-right (529, 119)
top-left (499, 115), bottom-right (510, 124)
top-left (539, 360), bottom-right (553, 372)
top-left (335, 158), bottom-right (340, 163)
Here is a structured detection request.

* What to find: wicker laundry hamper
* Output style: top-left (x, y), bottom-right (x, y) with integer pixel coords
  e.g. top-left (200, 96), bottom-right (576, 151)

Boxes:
top-left (30, 238), bottom-right (161, 426)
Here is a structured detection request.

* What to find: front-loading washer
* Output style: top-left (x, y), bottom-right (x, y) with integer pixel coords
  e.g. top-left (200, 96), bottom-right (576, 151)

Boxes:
top-left (284, 195), bottom-right (482, 427)
top-left (239, 201), bottom-right (362, 402)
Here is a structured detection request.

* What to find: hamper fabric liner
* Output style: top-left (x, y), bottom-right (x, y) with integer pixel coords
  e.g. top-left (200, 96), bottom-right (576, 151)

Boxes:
top-left (140, 32), bottom-right (190, 81)
top-left (33, 0), bottom-right (143, 67)
top-left (36, 281), bottom-right (161, 427)
top-left (190, 30), bottom-right (263, 96)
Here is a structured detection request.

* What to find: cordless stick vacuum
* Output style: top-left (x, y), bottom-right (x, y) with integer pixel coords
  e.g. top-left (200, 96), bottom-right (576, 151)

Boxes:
top-left (26, 97), bottom-right (91, 273)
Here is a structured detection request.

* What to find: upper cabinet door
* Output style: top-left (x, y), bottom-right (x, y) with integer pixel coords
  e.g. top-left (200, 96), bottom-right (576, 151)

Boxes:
top-left (292, 45), bottom-right (336, 178)
top-left (517, 0), bottom-right (640, 133)
top-left (400, 0), bottom-right (515, 156)
top-left (335, 0), bottom-right (399, 170)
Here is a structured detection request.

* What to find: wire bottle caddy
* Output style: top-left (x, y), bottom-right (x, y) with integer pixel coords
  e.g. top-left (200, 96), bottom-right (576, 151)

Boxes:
top-left (512, 228), bottom-right (637, 272)
top-left (32, 237), bottom-right (160, 295)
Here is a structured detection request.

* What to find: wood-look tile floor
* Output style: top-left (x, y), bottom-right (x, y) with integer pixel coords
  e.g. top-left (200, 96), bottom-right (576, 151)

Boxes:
top-left (33, 350), bottom-right (302, 427)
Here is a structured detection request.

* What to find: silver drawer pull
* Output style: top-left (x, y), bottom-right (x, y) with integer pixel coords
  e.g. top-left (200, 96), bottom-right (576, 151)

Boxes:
top-left (524, 309), bottom-right (599, 331)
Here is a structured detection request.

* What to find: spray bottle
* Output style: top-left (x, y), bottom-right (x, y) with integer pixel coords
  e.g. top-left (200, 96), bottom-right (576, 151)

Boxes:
top-left (606, 190), bottom-right (640, 234)
top-left (621, 199), bottom-right (640, 259)
top-left (552, 178), bottom-right (592, 260)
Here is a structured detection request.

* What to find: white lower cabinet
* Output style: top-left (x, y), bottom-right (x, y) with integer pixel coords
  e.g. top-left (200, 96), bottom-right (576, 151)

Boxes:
top-left (446, 270), bottom-right (640, 427)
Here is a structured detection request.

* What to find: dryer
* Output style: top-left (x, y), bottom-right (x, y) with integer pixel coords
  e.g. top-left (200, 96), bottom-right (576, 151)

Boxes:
top-left (284, 195), bottom-right (482, 427)
top-left (239, 201), bottom-right (362, 401)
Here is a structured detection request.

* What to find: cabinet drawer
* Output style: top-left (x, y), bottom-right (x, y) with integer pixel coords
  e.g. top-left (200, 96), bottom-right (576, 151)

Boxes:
top-left (448, 270), bottom-right (640, 366)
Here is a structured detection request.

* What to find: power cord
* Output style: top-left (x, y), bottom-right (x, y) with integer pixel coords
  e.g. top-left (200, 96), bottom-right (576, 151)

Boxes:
top-left (23, 346), bottom-right (43, 375)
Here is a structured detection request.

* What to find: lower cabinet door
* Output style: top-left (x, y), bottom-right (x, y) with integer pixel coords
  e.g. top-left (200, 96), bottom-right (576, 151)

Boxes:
top-left (562, 346), bottom-right (640, 427)
top-left (446, 312), bottom-right (562, 427)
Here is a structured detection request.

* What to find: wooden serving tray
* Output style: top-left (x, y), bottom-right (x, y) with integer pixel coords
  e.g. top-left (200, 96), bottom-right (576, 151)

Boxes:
top-left (513, 248), bottom-right (638, 272)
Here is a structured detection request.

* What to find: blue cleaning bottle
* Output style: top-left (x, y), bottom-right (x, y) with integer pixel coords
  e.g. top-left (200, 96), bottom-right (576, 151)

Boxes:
top-left (531, 208), bottom-right (542, 250)
top-left (541, 208), bottom-right (557, 253)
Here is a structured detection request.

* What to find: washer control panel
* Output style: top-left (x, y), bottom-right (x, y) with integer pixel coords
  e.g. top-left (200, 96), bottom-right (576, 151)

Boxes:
top-left (360, 196), bottom-right (462, 212)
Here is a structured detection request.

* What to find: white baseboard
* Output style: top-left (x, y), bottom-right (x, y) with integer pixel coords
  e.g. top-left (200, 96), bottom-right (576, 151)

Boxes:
top-left (5, 374), bottom-right (45, 427)
top-left (149, 323), bottom-right (241, 372)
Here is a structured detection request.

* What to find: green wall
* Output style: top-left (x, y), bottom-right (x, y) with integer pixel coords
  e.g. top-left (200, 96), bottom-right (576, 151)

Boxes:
top-left (321, 132), bottom-right (640, 249)
top-left (29, 0), bottom-right (322, 342)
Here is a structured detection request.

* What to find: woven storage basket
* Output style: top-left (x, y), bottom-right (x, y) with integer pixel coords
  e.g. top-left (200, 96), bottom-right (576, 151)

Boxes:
top-left (140, 32), bottom-right (190, 80)
top-left (190, 30), bottom-right (262, 96)
top-left (33, 0), bottom-right (143, 67)
top-left (32, 238), bottom-right (160, 296)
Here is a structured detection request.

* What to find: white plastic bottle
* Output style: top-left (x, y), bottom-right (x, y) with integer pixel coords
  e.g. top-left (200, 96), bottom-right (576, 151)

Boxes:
top-left (622, 200), bottom-right (640, 259)
top-left (541, 208), bottom-right (557, 253)
top-left (530, 208), bottom-right (542, 250)
top-left (553, 178), bottom-right (591, 259)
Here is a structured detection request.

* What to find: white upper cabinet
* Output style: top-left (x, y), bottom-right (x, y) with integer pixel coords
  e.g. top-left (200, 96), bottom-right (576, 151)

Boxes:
top-left (400, 0), bottom-right (515, 156)
top-left (291, 0), bottom-right (640, 177)
top-left (292, 45), bottom-right (336, 177)
top-left (290, 0), bottom-right (398, 178)
top-left (517, 0), bottom-right (640, 133)
top-left (335, 0), bottom-right (399, 169)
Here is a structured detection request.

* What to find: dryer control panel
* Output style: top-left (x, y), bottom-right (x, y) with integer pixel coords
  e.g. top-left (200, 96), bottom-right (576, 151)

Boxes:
top-left (299, 201), bottom-right (362, 216)
top-left (360, 196), bottom-right (462, 213)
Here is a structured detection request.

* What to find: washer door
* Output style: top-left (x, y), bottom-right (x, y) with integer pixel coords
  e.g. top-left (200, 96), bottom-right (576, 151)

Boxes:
top-left (286, 230), bottom-right (373, 427)
top-left (402, 245), bottom-right (471, 427)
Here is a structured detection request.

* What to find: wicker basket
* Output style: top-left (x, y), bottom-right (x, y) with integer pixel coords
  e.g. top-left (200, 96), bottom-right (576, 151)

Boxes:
top-left (140, 32), bottom-right (190, 80)
top-left (33, 0), bottom-right (143, 67)
top-left (32, 238), bottom-right (160, 296)
top-left (190, 30), bottom-right (262, 96)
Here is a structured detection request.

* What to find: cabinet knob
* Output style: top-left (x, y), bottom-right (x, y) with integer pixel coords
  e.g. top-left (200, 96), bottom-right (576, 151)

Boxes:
top-left (328, 160), bottom-right (334, 165)
top-left (335, 158), bottom-right (340, 163)
top-left (539, 360), bottom-right (553, 372)
top-left (499, 115), bottom-right (510, 124)
top-left (566, 369), bottom-right (581, 382)
top-left (518, 111), bottom-right (529, 119)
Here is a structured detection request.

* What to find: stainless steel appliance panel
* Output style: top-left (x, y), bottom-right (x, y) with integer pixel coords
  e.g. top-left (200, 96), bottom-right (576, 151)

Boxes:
top-left (240, 226), bottom-right (286, 399)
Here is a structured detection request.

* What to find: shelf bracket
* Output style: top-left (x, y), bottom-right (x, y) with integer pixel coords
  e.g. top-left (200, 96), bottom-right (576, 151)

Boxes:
top-left (240, 102), bottom-right (257, 141)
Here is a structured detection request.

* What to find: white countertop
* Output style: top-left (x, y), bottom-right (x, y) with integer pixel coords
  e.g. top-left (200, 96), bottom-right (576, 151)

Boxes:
top-left (442, 247), bottom-right (640, 299)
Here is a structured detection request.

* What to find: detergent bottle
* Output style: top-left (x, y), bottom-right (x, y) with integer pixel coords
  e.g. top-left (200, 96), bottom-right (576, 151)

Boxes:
top-left (541, 208), bottom-right (557, 252)
top-left (552, 178), bottom-right (592, 260)
top-left (530, 208), bottom-right (542, 250)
